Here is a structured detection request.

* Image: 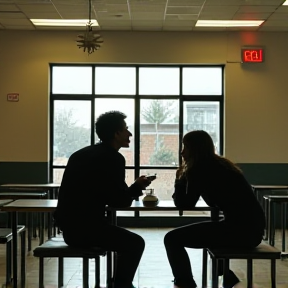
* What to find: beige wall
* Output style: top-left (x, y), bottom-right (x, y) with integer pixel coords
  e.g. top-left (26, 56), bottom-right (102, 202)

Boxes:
top-left (0, 30), bottom-right (288, 163)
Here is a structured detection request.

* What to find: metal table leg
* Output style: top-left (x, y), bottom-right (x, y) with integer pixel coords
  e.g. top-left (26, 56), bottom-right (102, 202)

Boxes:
top-left (12, 211), bottom-right (18, 288)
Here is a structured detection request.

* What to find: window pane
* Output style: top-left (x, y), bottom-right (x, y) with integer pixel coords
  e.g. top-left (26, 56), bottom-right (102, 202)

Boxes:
top-left (183, 67), bottom-right (222, 95)
top-left (117, 169), bottom-right (135, 216)
top-left (140, 169), bottom-right (176, 200)
top-left (140, 99), bottom-right (179, 166)
top-left (139, 169), bottom-right (181, 216)
top-left (52, 66), bottom-right (92, 94)
top-left (95, 67), bottom-right (136, 95)
top-left (183, 101), bottom-right (220, 154)
top-left (53, 168), bottom-right (64, 184)
top-left (139, 67), bottom-right (180, 95)
top-left (95, 98), bottom-right (135, 165)
top-left (53, 100), bottom-right (91, 165)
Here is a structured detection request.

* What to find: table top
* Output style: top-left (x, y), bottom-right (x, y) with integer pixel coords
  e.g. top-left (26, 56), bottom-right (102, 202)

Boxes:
top-left (0, 199), bottom-right (58, 212)
top-left (0, 183), bottom-right (60, 189)
top-left (106, 199), bottom-right (211, 211)
top-left (0, 199), bottom-right (211, 212)
top-left (251, 185), bottom-right (288, 190)
top-left (0, 199), bottom-right (14, 207)
top-left (263, 195), bottom-right (288, 201)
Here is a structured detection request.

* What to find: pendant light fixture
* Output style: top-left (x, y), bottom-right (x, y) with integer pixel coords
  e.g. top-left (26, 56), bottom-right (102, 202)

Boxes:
top-left (76, 0), bottom-right (103, 55)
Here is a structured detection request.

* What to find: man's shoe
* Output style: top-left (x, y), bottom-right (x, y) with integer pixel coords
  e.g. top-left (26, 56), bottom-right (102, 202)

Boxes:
top-left (172, 278), bottom-right (197, 288)
top-left (222, 270), bottom-right (240, 288)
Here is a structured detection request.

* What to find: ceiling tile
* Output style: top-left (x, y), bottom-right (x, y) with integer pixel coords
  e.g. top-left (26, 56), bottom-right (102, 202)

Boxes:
top-left (261, 19), bottom-right (288, 26)
top-left (164, 19), bottom-right (195, 26)
top-left (259, 26), bottom-right (288, 31)
top-left (2, 24), bottom-right (34, 29)
top-left (131, 12), bottom-right (164, 20)
top-left (129, 4), bottom-right (165, 13)
top-left (24, 11), bottom-right (60, 18)
top-left (237, 5), bottom-right (278, 13)
top-left (268, 12), bottom-right (288, 20)
top-left (199, 13), bottom-right (237, 20)
top-left (163, 25), bottom-right (193, 31)
top-left (165, 14), bottom-right (198, 21)
top-left (105, 0), bottom-right (128, 4)
top-left (132, 19), bottom-right (163, 27)
top-left (166, 6), bottom-right (202, 15)
top-left (14, 0), bottom-right (52, 3)
top-left (101, 25), bottom-right (130, 30)
top-left (233, 12), bottom-right (271, 20)
top-left (54, 4), bottom-right (87, 13)
top-left (274, 6), bottom-right (288, 13)
top-left (17, 3), bottom-right (58, 12)
top-left (201, 6), bottom-right (239, 13)
top-left (57, 12), bottom-right (88, 18)
top-left (97, 11), bottom-right (131, 20)
top-left (128, 0), bottom-right (167, 3)
top-left (204, 0), bottom-right (246, 5)
top-left (168, 0), bottom-right (205, 5)
top-left (0, 17), bottom-right (32, 24)
top-left (104, 4), bottom-right (129, 14)
top-left (0, 11), bottom-right (26, 18)
top-left (193, 26), bottom-right (228, 31)
top-left (98, 19), bottom-right (131, 26)
top-left (0, 4), bottom-right (20, 11)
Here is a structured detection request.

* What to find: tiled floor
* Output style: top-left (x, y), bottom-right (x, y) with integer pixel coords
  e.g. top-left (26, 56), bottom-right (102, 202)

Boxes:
top-left (0, 228), bottom-right (288, 288)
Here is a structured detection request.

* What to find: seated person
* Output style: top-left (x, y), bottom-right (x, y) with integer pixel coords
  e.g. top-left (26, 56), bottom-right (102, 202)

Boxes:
top-left (54, 110), bottom-right (152, 288)
top-left (164, 130), bottom-right (265, 288)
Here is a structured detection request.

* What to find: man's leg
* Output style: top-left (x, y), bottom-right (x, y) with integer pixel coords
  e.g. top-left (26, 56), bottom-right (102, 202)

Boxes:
top-left (93, 225), bottom-right (145, 288)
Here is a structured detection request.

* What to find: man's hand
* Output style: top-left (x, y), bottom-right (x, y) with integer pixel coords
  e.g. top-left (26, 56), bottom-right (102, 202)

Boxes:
top-left (135, 175), bottom-right (153, 189)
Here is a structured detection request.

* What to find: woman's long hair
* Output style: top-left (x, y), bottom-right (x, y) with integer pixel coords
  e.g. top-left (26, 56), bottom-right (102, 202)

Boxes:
top-left (178, 130), bottom-right (241, 179)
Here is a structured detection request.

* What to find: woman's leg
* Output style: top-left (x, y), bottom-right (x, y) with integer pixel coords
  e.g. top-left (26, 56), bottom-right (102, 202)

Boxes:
top-left (164, 221), bottom-right (222, 287)
top-left (164, 220), bottom-right (260, 288)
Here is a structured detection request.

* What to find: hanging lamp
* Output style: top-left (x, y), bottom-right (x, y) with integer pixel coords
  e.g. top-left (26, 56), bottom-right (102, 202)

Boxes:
top-left (76, 0), bottom-right (103, 55)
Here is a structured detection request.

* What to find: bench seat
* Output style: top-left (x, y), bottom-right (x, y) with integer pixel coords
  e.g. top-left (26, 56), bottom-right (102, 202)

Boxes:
top-left (33, 237), bottom-right (106, 288)
top-left (0, 225), bottom-right (26, 288)
top-left (204, 242), bottom-right (281, 288)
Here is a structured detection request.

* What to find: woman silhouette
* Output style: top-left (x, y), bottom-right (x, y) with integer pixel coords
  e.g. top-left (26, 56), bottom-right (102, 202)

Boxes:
top-left (164, 130), bottom-right (265, 288)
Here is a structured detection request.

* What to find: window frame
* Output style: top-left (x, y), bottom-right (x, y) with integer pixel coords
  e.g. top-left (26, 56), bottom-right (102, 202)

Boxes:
top-left (49, 63), bottom-right (224, 222)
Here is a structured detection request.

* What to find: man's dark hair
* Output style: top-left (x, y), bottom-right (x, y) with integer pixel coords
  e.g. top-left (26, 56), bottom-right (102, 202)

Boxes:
top-left (95, 111), bottom-right (127, 142)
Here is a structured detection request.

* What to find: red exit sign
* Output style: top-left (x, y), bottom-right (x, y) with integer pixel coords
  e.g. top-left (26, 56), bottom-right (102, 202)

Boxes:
top-left (241, 47), bottom-right (264, 63)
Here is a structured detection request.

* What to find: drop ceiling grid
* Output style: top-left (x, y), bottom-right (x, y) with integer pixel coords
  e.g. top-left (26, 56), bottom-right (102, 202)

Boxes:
top-left (0, 0), bottom-right (287, 31)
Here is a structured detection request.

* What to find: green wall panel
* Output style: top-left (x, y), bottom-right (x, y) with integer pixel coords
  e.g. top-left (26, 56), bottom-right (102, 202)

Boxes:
top-left (238, 163), bottom-right (288, 185)
top-left (1, 162), bottom-right (287, 185)
top-left (0, 162), bottom-right (49, 184)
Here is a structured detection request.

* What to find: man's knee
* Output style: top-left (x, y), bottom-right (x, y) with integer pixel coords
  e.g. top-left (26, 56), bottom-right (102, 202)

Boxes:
top-left (136, 234), bottom-right (145, 252)
top-left (164, 230), bottom-right (176, 247)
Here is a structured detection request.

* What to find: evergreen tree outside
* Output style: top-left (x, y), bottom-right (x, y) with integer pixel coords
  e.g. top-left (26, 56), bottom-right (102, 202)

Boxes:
top-left (141, 100), bottom-right (177, 166)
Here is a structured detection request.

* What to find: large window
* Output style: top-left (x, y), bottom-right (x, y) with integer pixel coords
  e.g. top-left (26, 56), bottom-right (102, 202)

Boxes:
top-left (50, 64), bottom-right (224, 207)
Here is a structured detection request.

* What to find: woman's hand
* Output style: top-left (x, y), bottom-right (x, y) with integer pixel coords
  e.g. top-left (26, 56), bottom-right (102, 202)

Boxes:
top-left (176, 168), bottom-right (182, 179)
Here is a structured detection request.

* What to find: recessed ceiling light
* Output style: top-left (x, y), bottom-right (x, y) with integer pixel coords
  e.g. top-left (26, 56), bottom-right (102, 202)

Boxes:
top-left (196, 20), bottom-right (264, 27)
top-left (283, 0), bottom-right (288, 5)
top-left (30, 19), bottom-right (99, 27)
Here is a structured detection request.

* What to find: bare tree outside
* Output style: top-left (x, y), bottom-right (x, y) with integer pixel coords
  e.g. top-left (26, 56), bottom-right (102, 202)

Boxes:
top-left (54, 108), bottom-right (90, 160)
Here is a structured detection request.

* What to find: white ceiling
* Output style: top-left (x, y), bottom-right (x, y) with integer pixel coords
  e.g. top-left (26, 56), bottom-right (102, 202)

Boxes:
top-left (0, 0), bottom-right (288, 31)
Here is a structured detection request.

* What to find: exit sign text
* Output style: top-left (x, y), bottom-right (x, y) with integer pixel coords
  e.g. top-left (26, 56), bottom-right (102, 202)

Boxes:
top-left (7, 93), bottom-right (19, 102)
